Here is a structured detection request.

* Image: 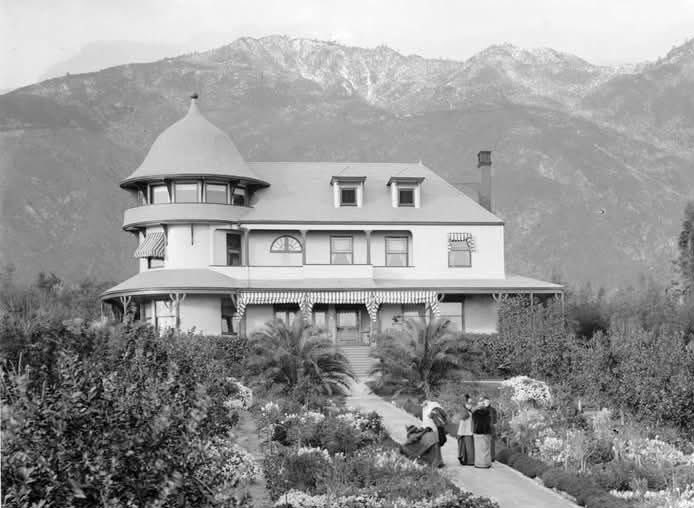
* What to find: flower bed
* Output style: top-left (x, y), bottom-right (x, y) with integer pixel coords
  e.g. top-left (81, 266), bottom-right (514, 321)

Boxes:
top-left (255, 399), bottom-right (499, 508)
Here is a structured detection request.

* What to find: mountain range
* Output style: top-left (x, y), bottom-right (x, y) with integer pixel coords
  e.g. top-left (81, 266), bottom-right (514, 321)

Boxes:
top-left (1, 35), bottom-right (693, 288)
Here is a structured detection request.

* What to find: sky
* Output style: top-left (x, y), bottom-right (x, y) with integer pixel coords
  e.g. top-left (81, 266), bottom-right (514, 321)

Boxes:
top-left (2, 0), bottom-right (694, 91)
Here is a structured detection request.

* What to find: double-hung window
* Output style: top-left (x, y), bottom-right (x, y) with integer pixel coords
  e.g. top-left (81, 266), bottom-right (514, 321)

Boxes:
top-left (330, 236), bottom-right (353, 264)
top-left (448, 234), bottom-right (473, 267)
top-left (226, 232), bottom-right (242, 266)
top-left (274, 304), bottom-right (298, 325)
top-left (385, 236), bottom-right (408, 266)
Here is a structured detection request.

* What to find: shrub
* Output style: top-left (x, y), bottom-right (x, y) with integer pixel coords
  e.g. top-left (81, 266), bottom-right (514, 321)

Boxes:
top-left (540, 468), bottom-right (629, 508)
top-left (1, 325), bottom-right (248, 507)
top-left (506, 453), bottom-right (550, 478)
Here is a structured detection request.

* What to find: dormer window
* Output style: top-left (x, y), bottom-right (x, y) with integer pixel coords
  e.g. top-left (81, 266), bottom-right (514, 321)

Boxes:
top-left (398, 187), bottom-right (415, 207)
top-left (331, 176), bottom-right (366, 208)
top-left (387, 176), bottom-right (424, 208)
top-left (340, 187), bottom-right (357, 206)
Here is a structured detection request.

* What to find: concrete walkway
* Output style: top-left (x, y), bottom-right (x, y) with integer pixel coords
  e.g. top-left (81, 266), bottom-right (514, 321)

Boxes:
top-left (347, 382), bottom-right (577, 508)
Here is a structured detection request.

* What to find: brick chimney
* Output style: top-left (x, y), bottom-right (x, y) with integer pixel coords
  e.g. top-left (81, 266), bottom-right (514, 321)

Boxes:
top-left (477, 150), bottom-right (492, 212)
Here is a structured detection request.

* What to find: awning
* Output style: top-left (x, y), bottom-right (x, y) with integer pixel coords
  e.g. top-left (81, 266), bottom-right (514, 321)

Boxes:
top-left (235, 289), bottom-right (440, 321)
top-left (133, 232), bottom-right (166, 258)
top-left (448, 232), bottom-right (475, 251)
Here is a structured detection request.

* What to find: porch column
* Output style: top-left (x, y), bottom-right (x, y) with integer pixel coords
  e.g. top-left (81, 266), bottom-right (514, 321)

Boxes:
top-left (243, 229), bottom-right (250, 266)
top-left (119, 296), bottom-right (132, 323)
top-left (300, 230), bottom-right (308, 265)
top-left (365, 230), bottom-right (372, 265)
top-left (169, 292), bottom-right (186, 330)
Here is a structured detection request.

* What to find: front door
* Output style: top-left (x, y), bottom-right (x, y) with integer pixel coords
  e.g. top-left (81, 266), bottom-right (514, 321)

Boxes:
top-left (336, 307), bottom-right (360, 345)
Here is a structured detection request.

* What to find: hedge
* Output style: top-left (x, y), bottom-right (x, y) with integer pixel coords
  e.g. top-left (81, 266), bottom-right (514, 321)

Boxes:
top-left (497, 451), bottom-right (629, 508)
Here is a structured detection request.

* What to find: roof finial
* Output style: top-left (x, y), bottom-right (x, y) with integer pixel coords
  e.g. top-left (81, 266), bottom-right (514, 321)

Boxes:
top-left (190, 92), bottom-right (199, 100)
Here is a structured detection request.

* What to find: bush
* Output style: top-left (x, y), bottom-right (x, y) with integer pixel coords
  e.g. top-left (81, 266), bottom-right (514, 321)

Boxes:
top-left (506, 453), bottom-right (550, 478)
top-left (2, 325), bottom-right (249, 507)
top-left (540, 468), bottom-right (629, 508)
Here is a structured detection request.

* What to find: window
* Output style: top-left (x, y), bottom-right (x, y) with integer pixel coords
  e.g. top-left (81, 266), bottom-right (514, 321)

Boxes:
top-left (232, 187), bottom-right (246, 206)
top-left (206, 183), bottom-right (228, 204)
top-left (312, 305), bottom-right (328, 328)
top-left (330, 236), bottom-right (353, 264)
top-left (270, 235), bottom-right (302, 253)
top-left (148, 257), bottom-right (164, 269)
top-left (448, 236), bottom-right (472, 267)
top-left (221, 297), bottom-right (236, 335)
top-left (154, 300), bottom-right (176, 331)
top-left (150, 184), bottom-right (169, 204)
top-left (226, 233), bottom-right (242, 266)
top-left (174, 182), bottom-right (199, 202)
top-left (340, 187), bottom-right (357, 206)
top-left (438, 301), bottom-right (463, 331)
top-left (398, 188), bottom-right (415, 207)
top-left (137, 190), bottom-right (147, 205)
top-left (274, 304), bottom-right (298, 325)
top-left (385, 236), bottom-right (408, 266)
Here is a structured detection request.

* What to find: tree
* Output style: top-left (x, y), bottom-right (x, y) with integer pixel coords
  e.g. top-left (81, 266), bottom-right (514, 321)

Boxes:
top-left (676, 201), bottom-right (694, 297)
top-left (370, 318), bottom-right (479, 399)
top-left (243, 318), bottom-right (355, 404)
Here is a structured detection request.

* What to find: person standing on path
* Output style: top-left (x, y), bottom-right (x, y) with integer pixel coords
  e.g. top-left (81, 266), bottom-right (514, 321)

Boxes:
top-left (457, 394), bottom-right (475, 465)
top-left (421, 400), bottom-right (448, 462)
top-left (483, 396), bottom-right (498, 461)
top-left (471, 396), bottom-right (493, 468)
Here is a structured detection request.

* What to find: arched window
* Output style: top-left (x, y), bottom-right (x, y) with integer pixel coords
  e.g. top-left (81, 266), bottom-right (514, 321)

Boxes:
top-left (270, 235), bottom-right (303, 253)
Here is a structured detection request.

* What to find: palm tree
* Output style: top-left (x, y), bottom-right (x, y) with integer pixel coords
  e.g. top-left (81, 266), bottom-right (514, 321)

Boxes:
top-left (244, 317), bottom-right (355, 403)
top-left (370, 317), bottom-right (479, 399)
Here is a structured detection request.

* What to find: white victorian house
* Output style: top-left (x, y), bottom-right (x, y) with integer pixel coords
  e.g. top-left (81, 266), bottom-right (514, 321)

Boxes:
top-left (102, 95), bottom-right (561, 347)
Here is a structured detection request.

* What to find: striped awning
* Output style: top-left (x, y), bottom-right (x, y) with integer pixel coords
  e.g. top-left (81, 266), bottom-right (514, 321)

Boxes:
top-left (448, 232), bottom-right (475, 251)
top-left (234, 289), bottom-right (440, 321)
top-left (133, 232), bottom-right (166, 258)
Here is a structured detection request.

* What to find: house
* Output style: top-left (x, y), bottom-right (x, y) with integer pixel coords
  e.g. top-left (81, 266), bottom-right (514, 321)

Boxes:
top-left (101, 95), bottom-right (562, 345)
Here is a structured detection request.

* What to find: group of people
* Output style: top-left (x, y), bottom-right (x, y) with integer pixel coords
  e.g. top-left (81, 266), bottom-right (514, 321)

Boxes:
top-left (399, 395), bottom-right (497, 469)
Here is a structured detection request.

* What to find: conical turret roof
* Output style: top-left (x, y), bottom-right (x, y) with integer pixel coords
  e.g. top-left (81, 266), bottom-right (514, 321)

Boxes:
top-left (121, 95), bottom-right (268, 187)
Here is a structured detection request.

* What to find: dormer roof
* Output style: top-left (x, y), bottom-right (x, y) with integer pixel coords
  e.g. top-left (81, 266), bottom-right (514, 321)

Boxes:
top-left (386, 176), bottom-right (425, 186)
top-left (121, 96), bottom-right (269, 189)
top-left (330, 176), bottom-right (367, 185)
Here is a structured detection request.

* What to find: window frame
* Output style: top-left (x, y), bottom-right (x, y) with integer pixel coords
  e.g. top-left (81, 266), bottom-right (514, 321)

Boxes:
top-left (205, 182), bottom-right (229, 204)
top-left (385, 235), bottom-right (409, 267)
top-left (173, 181), bottom-right (201, 203)
top-left (448, 240), bottom-right (472, 268)
top-left (397, 187), bottom-right (415, 207)
top-left (330, 235), bottom-right (354, 265)
top-left (231, 186), bottom-right (247, 206)
top-left (148, 257), bottom-right (164, 269)
top-left (339, 186), bottom-right (357, 207)
top-left (226, 232), bottom-right (242, 266)
top-left (273, 304), bottom-right (299, 325)
top-left (270, 235), bottom-right (303, 253)
top-left (149, 183), bottom-right (170, 204)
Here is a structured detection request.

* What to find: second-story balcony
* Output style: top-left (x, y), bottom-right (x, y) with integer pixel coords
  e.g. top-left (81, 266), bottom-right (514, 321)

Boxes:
top-left (123, 203), bottom-right (248, 230)
top-left (210, 264), bottom-right (374, 281)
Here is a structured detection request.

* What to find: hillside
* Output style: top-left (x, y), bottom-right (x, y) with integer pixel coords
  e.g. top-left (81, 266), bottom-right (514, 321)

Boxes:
top-left (1, 35), bottom-right (693, 288)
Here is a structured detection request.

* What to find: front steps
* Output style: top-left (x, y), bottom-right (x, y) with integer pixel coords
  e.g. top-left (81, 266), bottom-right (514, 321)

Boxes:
top-left (339, 346), bottom-right (377, 379)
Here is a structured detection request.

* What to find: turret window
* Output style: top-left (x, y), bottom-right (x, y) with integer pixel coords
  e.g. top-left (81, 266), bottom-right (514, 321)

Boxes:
top-left (226, 232), bottom-right (242, 266)
top-left (232, 187), bottom-right (247, 206)
top-left (205, 183), bottom-right (228, 204)
top-left (150, 184), bottom-right (170, 204)
top-left (174, 182), bottom-right (200, 202)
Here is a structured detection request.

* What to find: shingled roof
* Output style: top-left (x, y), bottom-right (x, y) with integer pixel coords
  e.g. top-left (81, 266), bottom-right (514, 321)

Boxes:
top-left (243, 162), bottom-right (503, 224)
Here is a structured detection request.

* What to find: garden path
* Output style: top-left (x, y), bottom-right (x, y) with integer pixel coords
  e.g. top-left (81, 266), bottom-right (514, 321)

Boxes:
top-left (234, 410), bottom-right (272, 508)
top-left (347, 382), bottom-right (578, 508)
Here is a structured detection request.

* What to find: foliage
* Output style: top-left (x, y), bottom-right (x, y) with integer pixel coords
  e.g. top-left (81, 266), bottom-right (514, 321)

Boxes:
top-left (540, 467), bottom-right (630, 508)
top-left (500, 376), bottom-right (552, 408)
top-left (370, 318), bottom-right (480, 399)
top-left (274, 490), bottom-right (499, 508)
top-left (676, 201), bottom-right (694, 298)
top-left (244, 318), bottom-right (355, 404)
top-left (1, 324), bottom-right (252, 507)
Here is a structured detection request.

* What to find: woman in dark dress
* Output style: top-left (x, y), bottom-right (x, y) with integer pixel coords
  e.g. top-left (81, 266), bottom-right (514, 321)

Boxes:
top-left (471, 398), bottom-right (493, 468)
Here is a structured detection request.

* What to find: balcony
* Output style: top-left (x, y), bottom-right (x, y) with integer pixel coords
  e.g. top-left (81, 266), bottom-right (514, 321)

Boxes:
top-left (123, 203), bottom-right (248, 229)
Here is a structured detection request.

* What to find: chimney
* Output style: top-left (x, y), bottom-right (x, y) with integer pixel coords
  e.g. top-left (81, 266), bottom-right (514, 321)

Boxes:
top-left (477, 150), bottom-right (492, 211)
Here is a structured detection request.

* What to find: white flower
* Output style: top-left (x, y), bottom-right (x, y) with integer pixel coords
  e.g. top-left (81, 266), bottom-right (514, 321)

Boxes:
top-left (502, 376), bottom-right (552, 407)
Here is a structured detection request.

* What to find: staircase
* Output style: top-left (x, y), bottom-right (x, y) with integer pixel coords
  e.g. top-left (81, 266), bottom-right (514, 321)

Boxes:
top-left (339, 346), bottom-right (377, 379)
